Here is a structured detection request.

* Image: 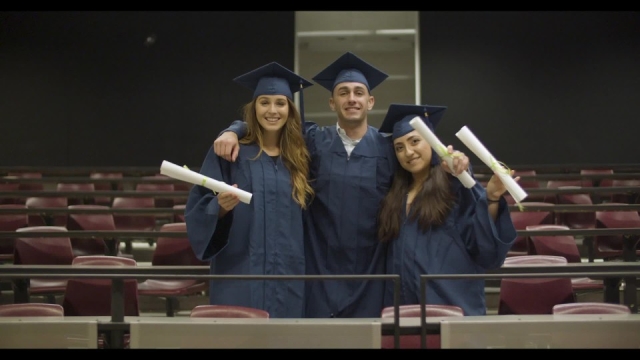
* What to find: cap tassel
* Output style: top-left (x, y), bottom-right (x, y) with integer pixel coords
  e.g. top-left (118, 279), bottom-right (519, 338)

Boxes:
top-left (299, 81), bottom-right (306, 131)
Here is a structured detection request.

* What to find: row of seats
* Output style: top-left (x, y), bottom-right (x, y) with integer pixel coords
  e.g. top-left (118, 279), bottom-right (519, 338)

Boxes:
top-left (0, 301), bottom-right (630, 349)
top-left (509, 202), bottom-right (640, 261)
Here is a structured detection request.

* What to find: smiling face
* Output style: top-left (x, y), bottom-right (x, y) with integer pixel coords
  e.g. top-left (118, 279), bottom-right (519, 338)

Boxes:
top-left (393, 130), bottom-right (433, 176)
top-left (329, 82), bottom-right (374, 126)
top-left (255, 95), bottom-right (289, 133)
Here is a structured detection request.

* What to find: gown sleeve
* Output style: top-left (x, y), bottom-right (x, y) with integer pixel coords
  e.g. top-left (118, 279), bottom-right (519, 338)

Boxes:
top-left (449, 166), bottom-right (517, 270)
top-left (221, 120), bottom-right (247, 138)
top-left (184, 147), bottom-right (234, 261)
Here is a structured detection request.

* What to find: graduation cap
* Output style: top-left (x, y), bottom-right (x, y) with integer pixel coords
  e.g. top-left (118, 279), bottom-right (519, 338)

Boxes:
top-left (312, 52), bottom-right (389, 92)
top-left (379, 103), bottom-right (448, 165)
top-left (233, 62), bottom-right (313, 100)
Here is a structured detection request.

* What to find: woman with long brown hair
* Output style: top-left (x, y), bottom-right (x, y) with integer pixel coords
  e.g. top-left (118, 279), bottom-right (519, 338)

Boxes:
top-left (185, 62), bottom-right (314, 318)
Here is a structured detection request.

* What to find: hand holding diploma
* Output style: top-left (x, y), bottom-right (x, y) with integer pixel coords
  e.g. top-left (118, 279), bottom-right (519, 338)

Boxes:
top-left (160, 160), bottom-right (252, 204)
top-left (409, 117), bottom-right (476, 189)
top-left (454, 126), bottom-right (527, 203)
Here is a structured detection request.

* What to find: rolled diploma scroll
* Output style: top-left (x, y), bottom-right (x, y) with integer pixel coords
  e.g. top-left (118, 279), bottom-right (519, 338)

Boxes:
top-left (160, 160), bottom-right (252, 204)
top-left (409, 117), bottom-right (476, 189)
top-left (454, 126), bottom-right (528, 203)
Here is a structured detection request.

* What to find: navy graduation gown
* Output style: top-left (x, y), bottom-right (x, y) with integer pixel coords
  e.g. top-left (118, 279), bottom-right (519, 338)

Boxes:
top-left (303, 123), bottom-right (396, 318)
top-left (184, 145), bottom-right (305, 318)
top-left (383, 178), bottom-right (517, 316)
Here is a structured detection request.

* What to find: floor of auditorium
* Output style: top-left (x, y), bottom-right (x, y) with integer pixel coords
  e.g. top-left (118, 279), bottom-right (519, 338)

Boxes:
top-left (0, 238), bottom-right (630, 317)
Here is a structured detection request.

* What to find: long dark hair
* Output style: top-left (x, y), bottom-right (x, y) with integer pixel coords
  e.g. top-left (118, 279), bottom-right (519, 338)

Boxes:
top-left (378, 165), bottom-right (455, 243)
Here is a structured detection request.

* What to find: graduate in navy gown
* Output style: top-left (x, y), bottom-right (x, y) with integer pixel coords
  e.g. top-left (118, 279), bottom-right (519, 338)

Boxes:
top-left (377, 103), bottom-right (518, 316)
top-left (184, 62), bottom-right (315, 318)
top-left (212, 52), bottom-right (398, 318)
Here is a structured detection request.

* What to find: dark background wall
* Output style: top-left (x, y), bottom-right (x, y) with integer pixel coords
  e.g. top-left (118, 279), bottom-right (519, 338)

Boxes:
top-left (420, 11), bottom-right (640, 166)
top-left (1, 11), bottom-right (638, 168)
top-left (0, 11), bottom-right (295, 168)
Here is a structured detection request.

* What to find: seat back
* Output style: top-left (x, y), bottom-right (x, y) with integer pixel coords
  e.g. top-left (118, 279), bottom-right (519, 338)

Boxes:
top-left (8, 172), bottom-right (44, 191)
top-left (66, 205), bottom-right (114, 256)
top-left (556, 188), bottom-right (596, 229)
top-left (509, 202), bottom-right (555, 256)
top-left (498, 255), bottom-right (575, 315)
top-left (152, 222), bottom-right (208, 266)
top-left (0, 303), bottom-right (64, 317)
top-left (25, 197), bottom-right (68, 227)
top-left (552, 302), bottom-right (631, 315)
top-left (380, 304), bottom-right (464, 349)
top-left (90, 172), bottom-right (123, 206)
top-left (111, 197), bottom-right (156, 231)
top-left (135, 175), bottom-right (175, 209)
top-left (580, 169), bottom-right (613, 188)
top-left (172, 204), bottom-right (186, 223)
top-left (0, 183), bottom-right (21, 204)
top-left (57, 183), bottom-right (95, 206)
top-left (190, 305), bottom-right (269, 318)
top-left (0, 204), bottom-right (29, 261)
top-left (610, 179), bottom-right (640, 204)
top-left (62, 255), bottom-right (140, 316)
top-left (543, 180), bottom-right (583, 203)
top-left (526, 225), bottom-right (582, 263)
top-left (13, 226), bottom-right (74, 265)
top-left (594, 206), bottom-right (640, 258)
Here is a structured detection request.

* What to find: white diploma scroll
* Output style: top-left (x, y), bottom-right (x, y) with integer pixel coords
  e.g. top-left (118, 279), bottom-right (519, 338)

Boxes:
top-left (455, 126), bottom-right (528, 203)
top-left (160, 160), bottom-right (252, 204)
top-left (409, 117), bottom-right (476, 189)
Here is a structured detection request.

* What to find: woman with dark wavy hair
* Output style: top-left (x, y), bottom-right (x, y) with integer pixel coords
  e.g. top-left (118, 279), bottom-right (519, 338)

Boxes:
top-left (378, 103), bottom-right (518, 316)
top-left (185, 62), bottom-right (314, 318)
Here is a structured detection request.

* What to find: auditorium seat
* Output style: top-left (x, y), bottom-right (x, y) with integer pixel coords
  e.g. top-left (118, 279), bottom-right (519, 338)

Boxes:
top-left (0, 303), bottom-right (64, 317)
top-left (56, 183), bottom-right (95, 206)
top-left (379, 304), bottom-right (464, 349)
top-left (594, 205), bottom-right (640, 261)
top-left (90, 172), bottom-right (123, 206)
top-left (610, 179), bottom-right (640, 204)
top-left (552, 302), bottom-right (631, 315)
top-left (25, 196), bottom-right (68, 227)
top-left (8, 172), bottom-right (44, 191)
top-left (190, 304), bottom-right (270, 318)
top-left (13, 226), bottom-right (74, 303)
top-left (62, 255), bottom-right (140, 316)
top-left (498, 255), bottom-right (576, 315)
top-left (513, 170), bottom-right (545, 202)
top-left (0, 204), bottom-right (28, 263)
top-left (580, 169), bottom-right (613, 188)
top-left (543, 180), bottom-right (584, 204)
top-left (172, 183), bottom-right (191, 206)
top-left (111, 196), bottom-right (157, 254)
top-left (173, 204), bottom-right (186, 223)
top-left (508, 202), bottom-right (555, 257)
top-left (66, 205), bottom-right (122, 257)
top-left (137, 222), bottom-right (209, 317)
top-left (135, 174), bottom-right (175, 209)
top-left (0, 183), bottom-right (21, 205)
top-left (526, 224), bottom-right (604, 294)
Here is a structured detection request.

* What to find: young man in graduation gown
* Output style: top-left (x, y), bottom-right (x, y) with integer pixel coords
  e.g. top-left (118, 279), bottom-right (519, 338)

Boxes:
top-left (377, 104), bottom-right (518, 316)
top-left (185, 62), bottom-right (314, 318)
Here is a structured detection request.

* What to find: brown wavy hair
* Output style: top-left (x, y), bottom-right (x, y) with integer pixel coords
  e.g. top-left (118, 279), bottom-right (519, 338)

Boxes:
top-left (238, 98), bottom-right (314, 208)
top-left (378, 165), bottom-right (455, 243)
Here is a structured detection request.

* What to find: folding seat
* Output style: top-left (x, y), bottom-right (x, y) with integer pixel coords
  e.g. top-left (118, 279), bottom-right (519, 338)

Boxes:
top-left (62, 255), bottom-right (140, 316)
top-left (137, 222), bottom-right (209, 317)
top-left (0, 303), bottom-right (64, 317)
top-left (111, 196), bottom-right (157, 254)
top-left (580, 169), bottom-right (613, 188)
top-left (172, 182), bottom-right (191, 206)
top-left (0, 183), bottom-right (21, 205)
top-left (594, 206), bottom-right (640, 261)
top-left (89, 172), bottom-right (123, 206)
top-left (513, 170), bottom-right (545, 202)
top-left (0, 204), bottom-right (29, 263)
top-left (172, 204), bottom-right (186, 223)
top-left (135, 174), bottom-right (175, 209)
top-left (380, 304), bottom-right (464, 349)
top-left (526, 224), bottom-right (604, 293)
top-left (56, 183), bottom-right (95, 206)
top-left (543, 180), bottom-right (584, 204)
top-left (610, 179), bottom-right (640, 204)
top-left (190, 304), bottom-right (270, 318)
top-left (66, 204), bottom-right (120, 257)
top-left (8, 172), bottom-right (44, 191)
top-left (498, 255), bottom-right (576, 315)
top-left (552, 302), bottom-right (631, 315)
top-left (13, 226), bottom-right (75, 303)
top-left (61, 255), bottom-right (139, 348)
top-left (25, 196), bottom-right (68, 227)
top-left (508, 202), bottom-right (555, 257)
